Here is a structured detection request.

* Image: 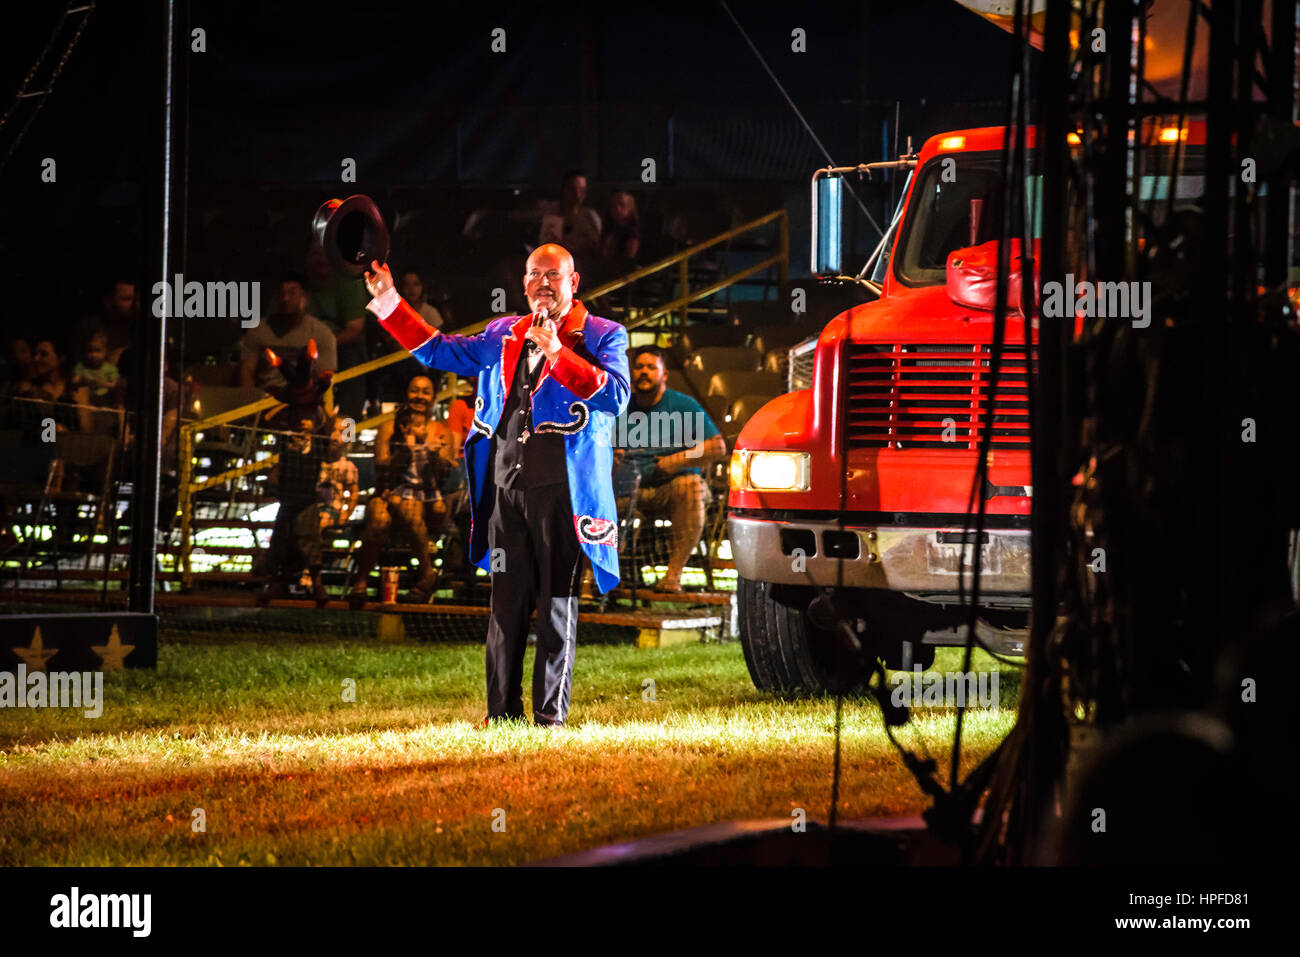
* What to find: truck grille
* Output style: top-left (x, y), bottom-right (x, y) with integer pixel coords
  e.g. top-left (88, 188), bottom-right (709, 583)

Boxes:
top-left (844, 343), bottom-right (1032, 450)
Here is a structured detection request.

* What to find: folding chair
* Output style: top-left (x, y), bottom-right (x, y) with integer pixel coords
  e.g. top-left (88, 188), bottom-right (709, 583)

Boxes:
top-left (611, 460), bottom-right (644, 606)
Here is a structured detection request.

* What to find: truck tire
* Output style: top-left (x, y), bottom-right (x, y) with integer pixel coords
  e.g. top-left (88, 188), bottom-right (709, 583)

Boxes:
top-left (737, 576), bottom-right (867, 696)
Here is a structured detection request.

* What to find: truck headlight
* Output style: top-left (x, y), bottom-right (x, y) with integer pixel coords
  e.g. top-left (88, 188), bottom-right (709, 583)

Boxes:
top-left (743, 451), bottom-right (810, 491)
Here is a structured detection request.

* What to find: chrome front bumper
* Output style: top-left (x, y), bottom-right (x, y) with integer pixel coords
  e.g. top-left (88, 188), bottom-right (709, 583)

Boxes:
top-left (728, 515), bottom-right (1031, 594)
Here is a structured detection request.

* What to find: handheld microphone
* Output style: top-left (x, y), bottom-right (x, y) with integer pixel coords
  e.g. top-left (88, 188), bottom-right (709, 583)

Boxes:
top-left (531, 304), bottom-right (549, 328)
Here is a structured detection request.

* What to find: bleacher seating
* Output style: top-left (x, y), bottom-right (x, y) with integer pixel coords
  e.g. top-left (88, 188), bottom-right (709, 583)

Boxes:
top-left (720, 393), bottom-right (775, 442)
top-left (671, 324), bottom-right (745, 362)
top-left (686, 346), bottom-right (761, 373)
top-left (665, 369), bottom-right (692, 398)
top-left (682, 346), bottom-right (761, 395)
top-left (749, 323), bottom-right (810, 359)
top-left (702, 395), bottom-right (730, 430)
top-left (705, 370), bottom-right (784, 401)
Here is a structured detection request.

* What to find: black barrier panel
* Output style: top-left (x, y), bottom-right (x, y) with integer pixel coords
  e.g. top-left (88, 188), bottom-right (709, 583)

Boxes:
top-left (0, 613), bottom-right (157, 674)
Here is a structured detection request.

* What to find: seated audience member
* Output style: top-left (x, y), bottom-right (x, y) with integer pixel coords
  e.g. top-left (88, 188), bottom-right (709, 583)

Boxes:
top-left (602, 190), bottom-right (641, 264)
top-left (349, 405), bottom-right (445, 607)
top-left (372, 375), bottom-right (461, 476)
top-left (259, 411), bottom-right (332, 606)
top-left (22, 339), bottom-right (78, 440)
top-left (73, 331), bottom-right (123, 407)
top-left (2, 338), bottom-right (61, 490)
top-left (379, 268), bottom-right (446, 401)
top-left (611, 346), bottom-right (728, 592)
top-left (239, 272), bottom-right (338, 390)
top-left (114, 345), bottom-right (182, 469)
top-left (4, 337), bottom-right (35, 397)
top-left (318, 415), bottom-right (359, 531)
top-left (14, 338), bottom-right (71, 404)
top-left (445, 378), bottom-right (475, 448)
top-left (538, 169), bottom-right (602, 262)
top-left (73, 278), bottom-right (138, 368)
top-left (21, 339), bottom-right (82, 491)
top-left (397, 269), bottom-right (444, 330)
top-left (433, 378), bottom-right (473, 576)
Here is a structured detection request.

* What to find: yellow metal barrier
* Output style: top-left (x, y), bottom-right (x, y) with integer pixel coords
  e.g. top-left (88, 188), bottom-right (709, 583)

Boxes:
top-left (177, 400), bottom-right (409, 587)
top-left (176, 349), bottom-right (423, 587)
top-left (175, 208), bottom-right (788, 587)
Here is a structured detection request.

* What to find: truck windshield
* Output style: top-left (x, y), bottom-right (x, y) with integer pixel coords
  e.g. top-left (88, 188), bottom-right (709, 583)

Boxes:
top-left (893, 151), bottom-right (1042, 287)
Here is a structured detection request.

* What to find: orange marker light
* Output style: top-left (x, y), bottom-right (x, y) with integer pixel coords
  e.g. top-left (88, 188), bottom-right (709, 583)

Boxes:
top-left (1067, 131), bottom-right (1082, 145)
top-left (1158, 126), bottom-right (1186, 143)
top-left (939, 136), bottom-right (966, 151)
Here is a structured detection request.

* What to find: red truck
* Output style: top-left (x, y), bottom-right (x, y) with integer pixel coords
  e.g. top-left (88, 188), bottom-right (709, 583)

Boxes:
top-left (728, 126), bottom-right (1036, 695)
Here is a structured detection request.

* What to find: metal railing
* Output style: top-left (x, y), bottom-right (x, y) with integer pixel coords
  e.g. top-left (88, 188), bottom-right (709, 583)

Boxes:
top-left (585, 208), bottom-right (788, 329)
top-left (174, 208), bottom-right (788, 587)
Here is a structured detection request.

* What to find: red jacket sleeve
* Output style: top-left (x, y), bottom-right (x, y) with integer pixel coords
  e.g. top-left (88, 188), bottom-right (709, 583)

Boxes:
top-left (378, 298), bottom-right (439, 353)
top-left (548, 345), bottom-right (608, 400)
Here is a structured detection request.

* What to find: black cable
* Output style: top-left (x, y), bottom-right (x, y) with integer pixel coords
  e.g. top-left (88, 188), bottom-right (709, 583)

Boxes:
top-left (951, 0), bottom-right (1028, 795)
top-left (0, 3), bottom-right (96, 176)
top-left (718, 0), bottom-right (885, 239)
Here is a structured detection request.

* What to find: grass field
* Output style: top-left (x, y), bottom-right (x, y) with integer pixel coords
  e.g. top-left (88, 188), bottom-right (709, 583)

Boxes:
top-left (0, 635), bottom-right (1019, 865)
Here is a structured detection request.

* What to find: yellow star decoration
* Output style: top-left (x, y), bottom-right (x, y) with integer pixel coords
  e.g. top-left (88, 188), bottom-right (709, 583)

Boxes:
top-left (11, 626), bottom-right (58, 672)
top-left (91, 624), bottom-right (135, 672)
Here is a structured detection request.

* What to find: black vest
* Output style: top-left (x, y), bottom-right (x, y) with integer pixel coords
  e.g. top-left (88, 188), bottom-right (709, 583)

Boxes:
top-left (492, 343), bottom-right (567, 489)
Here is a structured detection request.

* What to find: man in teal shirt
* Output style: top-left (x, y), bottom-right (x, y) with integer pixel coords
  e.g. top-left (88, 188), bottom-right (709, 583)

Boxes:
top-left (613, 346), bottom-right (727, 591)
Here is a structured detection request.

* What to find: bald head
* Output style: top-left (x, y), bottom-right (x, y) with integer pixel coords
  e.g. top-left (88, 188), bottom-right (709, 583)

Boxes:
top-left (524, 243), bottom-right (580, 318)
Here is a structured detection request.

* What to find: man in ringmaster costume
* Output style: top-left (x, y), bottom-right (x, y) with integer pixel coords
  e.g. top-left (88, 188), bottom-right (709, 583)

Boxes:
top-left (363, 244), bottom-right (629, 726)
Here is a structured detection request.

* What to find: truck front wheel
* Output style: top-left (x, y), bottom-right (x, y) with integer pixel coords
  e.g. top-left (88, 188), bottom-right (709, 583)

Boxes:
top-left (737, 576), bottom-right (868, 696)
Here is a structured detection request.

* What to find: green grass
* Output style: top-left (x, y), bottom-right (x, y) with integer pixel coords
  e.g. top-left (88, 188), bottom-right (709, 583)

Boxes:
top-left (0, 637), bottom-right (1018, 865)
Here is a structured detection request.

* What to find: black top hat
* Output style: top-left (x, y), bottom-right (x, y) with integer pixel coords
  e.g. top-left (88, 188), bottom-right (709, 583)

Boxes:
top-left (312, 195), bottom-right (390, 278)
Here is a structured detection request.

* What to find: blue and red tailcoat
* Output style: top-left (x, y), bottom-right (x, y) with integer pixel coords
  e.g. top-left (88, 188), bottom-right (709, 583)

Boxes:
top-left (376, 297), bottom-right (630, 593)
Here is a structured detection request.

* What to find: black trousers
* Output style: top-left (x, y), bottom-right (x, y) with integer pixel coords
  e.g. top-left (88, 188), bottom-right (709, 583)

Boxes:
top-left (485, 481), bottom-right (582, 724)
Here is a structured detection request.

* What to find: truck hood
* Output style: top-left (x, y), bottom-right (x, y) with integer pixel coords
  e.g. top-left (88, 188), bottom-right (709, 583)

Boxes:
top-left (842, 283), bottom-right (1032, 347)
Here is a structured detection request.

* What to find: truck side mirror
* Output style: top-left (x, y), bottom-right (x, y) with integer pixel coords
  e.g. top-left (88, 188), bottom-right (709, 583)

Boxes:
top-left (811, 174), bottom-right (843, 276)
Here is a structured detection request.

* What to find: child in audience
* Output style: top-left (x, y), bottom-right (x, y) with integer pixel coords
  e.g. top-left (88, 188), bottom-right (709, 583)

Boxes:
top-left (74, 332), bottom-right (122, 407)
top-left (318, 416), bottom-right (359, 530)
top-left (260, 412), bottom-right (330, 606)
